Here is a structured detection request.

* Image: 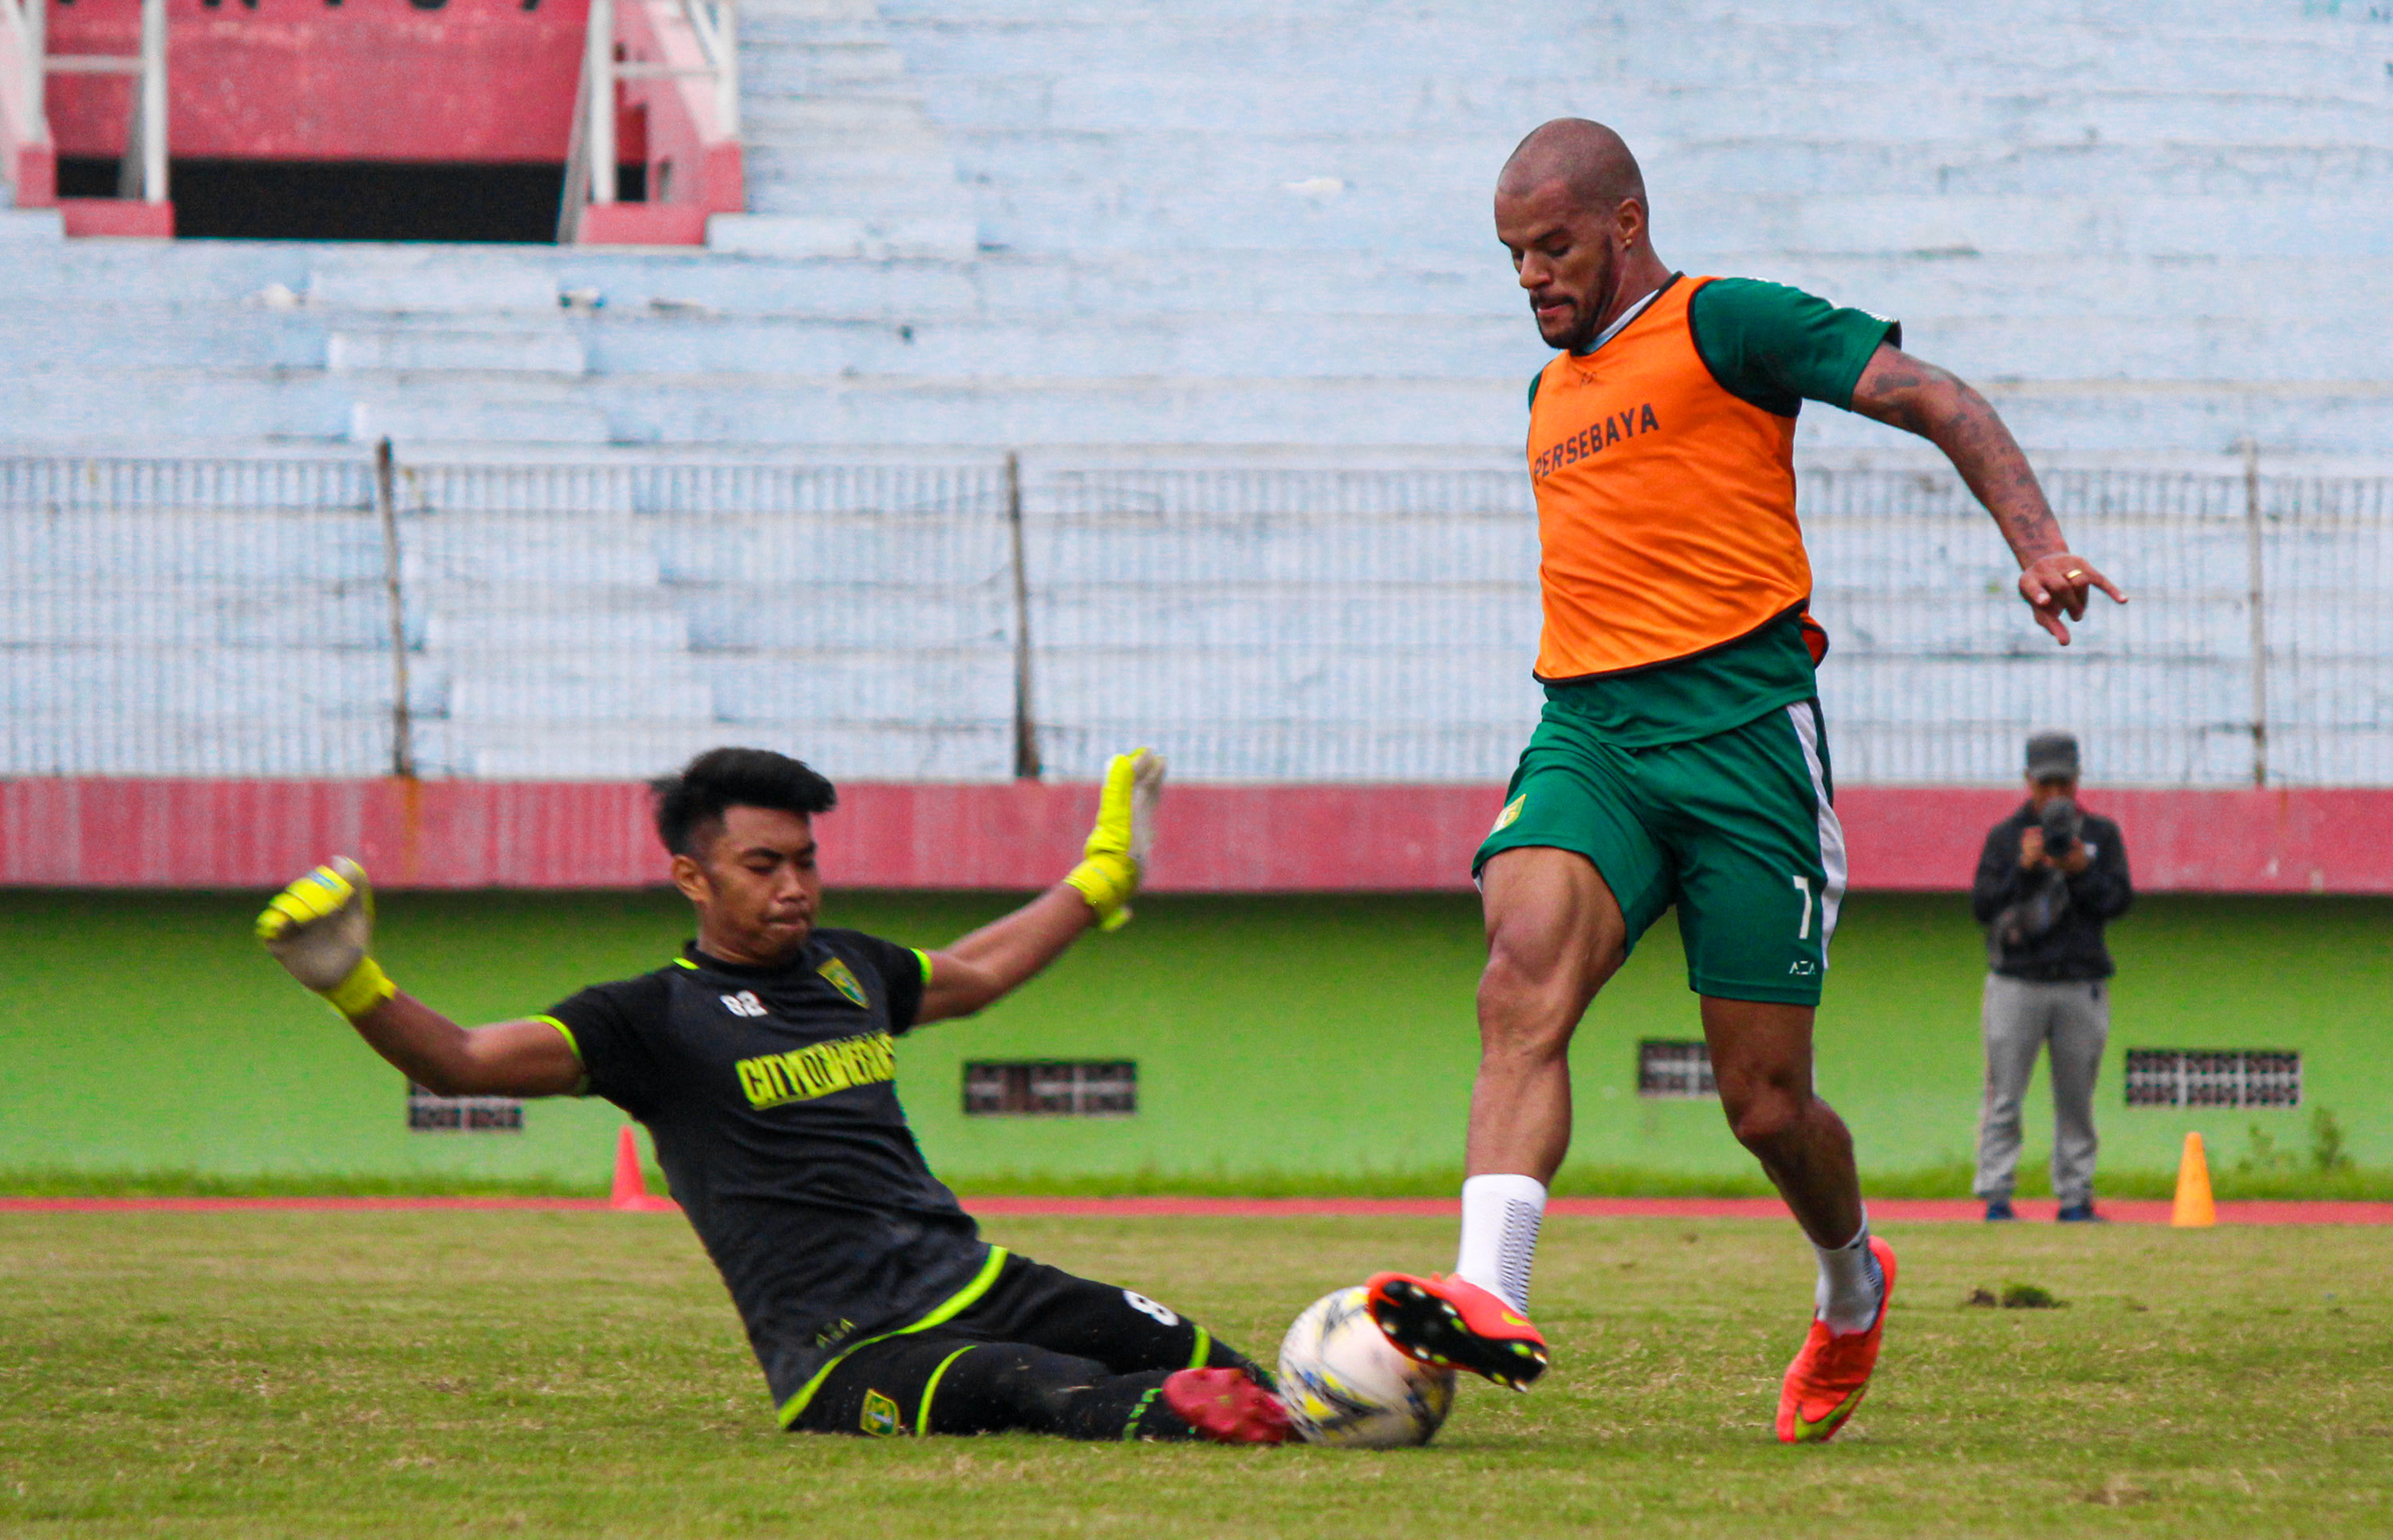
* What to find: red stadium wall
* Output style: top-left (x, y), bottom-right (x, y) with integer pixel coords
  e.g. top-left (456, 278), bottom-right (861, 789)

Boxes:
top-left (6, 0), bottom-right (737, 239)
top-left (39, 0), bottom-right (586, 163)
top-left (2, 780), bottom-right (2389, 894)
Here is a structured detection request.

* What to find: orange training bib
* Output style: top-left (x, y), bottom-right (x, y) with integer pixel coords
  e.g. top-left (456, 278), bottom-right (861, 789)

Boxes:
top-left (1525, 276), bottom-right (1812, 681)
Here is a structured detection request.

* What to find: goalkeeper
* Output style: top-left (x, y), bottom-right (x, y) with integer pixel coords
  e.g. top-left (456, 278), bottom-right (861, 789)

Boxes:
top-left (255, 745), bottom-right (1287, 1446)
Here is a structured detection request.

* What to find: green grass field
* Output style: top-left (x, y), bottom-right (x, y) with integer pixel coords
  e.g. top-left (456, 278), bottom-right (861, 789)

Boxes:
top-left (2, 1209), bottom-right (2389, 1538)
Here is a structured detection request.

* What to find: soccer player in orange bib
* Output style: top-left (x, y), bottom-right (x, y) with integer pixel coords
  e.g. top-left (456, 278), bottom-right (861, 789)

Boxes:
top-left (1367, 119), bottom-right (2126, 1443)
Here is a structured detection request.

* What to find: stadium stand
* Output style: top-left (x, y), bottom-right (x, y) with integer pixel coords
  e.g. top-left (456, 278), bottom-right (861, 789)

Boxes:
top-left (1, 1), bottom-right (2389, 795)
top-left (1, 0), bottom-right (2389, 458)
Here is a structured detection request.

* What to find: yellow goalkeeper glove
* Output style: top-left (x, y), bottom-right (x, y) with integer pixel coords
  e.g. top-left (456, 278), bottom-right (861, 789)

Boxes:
top-left (254, 857), bottom-right (398, 1021)
top-left (1063, 748), bottom-right (1165, 931)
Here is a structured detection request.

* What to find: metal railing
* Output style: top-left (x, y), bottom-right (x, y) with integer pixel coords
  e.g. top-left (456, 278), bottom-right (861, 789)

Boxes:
top-left (2, 448), bottom-right (2387, 786)
top-left (0, 0), bottom-right (168, 205)
top-left (561, 0), bottom-right (737, 241)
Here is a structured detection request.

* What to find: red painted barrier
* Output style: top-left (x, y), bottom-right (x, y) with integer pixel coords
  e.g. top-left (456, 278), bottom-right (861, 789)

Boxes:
top-left (1839, 786), bottom-right (2393, 895)
top-left (2, 779), bottom-right (2390, 893)
top-left (39, 0), bottom-right (587, 163)
top-left (55, 198), bottom-right (176, 238)
top-left (10, 0), bottom-right (737, 242)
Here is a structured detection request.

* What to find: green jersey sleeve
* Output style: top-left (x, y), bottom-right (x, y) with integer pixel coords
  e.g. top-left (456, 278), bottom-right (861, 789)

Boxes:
top-left (1685, 278), bottom-right (1900, 417)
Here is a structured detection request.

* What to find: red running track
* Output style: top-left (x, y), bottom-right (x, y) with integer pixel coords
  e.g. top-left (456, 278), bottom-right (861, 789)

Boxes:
top-left (5, 1195), bottom-right (2391, 1224)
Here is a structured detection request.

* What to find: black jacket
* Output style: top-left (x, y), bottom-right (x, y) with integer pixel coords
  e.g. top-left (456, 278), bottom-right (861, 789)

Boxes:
top-left (1969, 802), bottom-right (2133, 981)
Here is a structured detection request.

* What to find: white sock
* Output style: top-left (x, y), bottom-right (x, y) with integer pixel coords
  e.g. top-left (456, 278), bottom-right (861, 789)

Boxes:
top-left (1813, 1213), bottom-right (1884, 1335)
top-left (1456, 1174), bottom-right (1547, 1313)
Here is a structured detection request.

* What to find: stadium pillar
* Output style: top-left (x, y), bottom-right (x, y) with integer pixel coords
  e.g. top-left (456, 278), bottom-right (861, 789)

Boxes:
top-left (2241, 438), bottom-right (2268, 788)
top-left (584, 0), bottom-right (616, 207)
top-left (1007, 451), bottom-right (1041, 779)
top-left (373, 439), bottom-right (416, 780)
top-left (23, 0), bottom-right (45, 129)
top-left (136, 0), bottom-right (166, 204)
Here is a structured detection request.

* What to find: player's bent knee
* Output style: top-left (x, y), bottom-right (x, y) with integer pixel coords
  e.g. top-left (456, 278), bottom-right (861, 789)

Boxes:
top-left (1476, 979), bottom-right (1575, 1059)
top-left (1477, 942), bottom-right (1601, 1056)
top-left (1725, 1089), bottom-right (1805, 1153)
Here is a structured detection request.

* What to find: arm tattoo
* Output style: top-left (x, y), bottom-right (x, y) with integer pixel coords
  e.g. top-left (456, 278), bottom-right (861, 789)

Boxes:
top-left (1854, 349), bottom-right (2064, 563)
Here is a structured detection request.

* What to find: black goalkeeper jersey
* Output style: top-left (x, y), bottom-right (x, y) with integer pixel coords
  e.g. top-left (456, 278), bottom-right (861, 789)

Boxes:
top-left (540, 931), bottom-right (991, 1416)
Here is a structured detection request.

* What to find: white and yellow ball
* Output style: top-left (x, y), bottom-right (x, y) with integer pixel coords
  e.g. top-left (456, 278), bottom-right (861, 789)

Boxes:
top-left (1276, 1285), bottom-right (1457, 1447)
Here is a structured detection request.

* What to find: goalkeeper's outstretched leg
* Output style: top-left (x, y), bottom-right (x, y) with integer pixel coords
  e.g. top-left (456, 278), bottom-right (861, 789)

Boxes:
top-left (789, 1252), bottom-right (1285, 1443)
top-left (798, 1337), bottom-right (1283, 1443)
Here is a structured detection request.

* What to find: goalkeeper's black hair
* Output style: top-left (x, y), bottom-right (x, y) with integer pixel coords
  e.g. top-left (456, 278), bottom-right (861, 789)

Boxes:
top-left (651, 747), bottom-right (838, 857)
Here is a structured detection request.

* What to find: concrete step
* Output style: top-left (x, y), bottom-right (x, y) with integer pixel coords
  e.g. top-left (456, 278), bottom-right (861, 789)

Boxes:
top-left (0, 208), bottom-right (64, 242)
top-left (889, 33), bottom-right (2388, 100)
top-left (743, 174), bottom-right (980, 223)
top-left (412, 719), bottom-right (1011, 779)
top-left (741, 142), bottom-right (962, 179)
top-left (739, 43), bottom-right (913, 89)
top-left (348, 396), bottom-right (612, 446)
top-left (707, 214), bottom-right (979, 260)
top-left (743, 94), bottom-right (943, 137)
top-left (309, 254), bottom-right (562, 314)
top-left (16, 279), bottom-right (2387, 383)
top-left (739, 0), bottom-right (882, 21)
top-left (952, 180), bottom-right (2393, 260)
top-left (440, 672), bottom-right (712, 723)
top-left (17, 350), bottom-right (2391, 459)
top-left (328, 330), bottom-right (588, 375)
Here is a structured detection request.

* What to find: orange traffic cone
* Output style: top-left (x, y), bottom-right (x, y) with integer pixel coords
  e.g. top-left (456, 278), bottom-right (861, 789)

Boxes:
top-left (2170, 1131), bottom-right (2216, 1228)
top-left (610, 1124), bottom-right (676, 1212)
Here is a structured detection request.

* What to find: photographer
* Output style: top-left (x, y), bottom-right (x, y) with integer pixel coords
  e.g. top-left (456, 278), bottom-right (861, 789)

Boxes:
top-left (1969, 732), bottom-right (2133, 1223)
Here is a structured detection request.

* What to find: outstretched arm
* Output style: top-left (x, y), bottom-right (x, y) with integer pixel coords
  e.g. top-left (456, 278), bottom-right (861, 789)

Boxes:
top-left (255, 859), bottom-right (582, 1097)
top-left (1848, 342), bottom-right (2127, 644)
top-left (917, 885), bottom-right (1099, 1023)
top-left (349, 997), bottom-right (585, 1097)
top-left (916, 748), bottom-right (1165, 1023)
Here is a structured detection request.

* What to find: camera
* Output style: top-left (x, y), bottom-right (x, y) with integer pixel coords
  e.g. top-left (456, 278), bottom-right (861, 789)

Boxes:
top-left (2038, 797), bottom-right (2083, 861)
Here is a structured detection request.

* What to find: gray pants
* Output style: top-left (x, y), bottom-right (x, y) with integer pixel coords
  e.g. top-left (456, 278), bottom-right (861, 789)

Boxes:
top-left (1974, 975), bottom-right (2110, 1207)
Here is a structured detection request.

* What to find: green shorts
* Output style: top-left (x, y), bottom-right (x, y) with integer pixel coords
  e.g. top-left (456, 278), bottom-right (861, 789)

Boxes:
top-left (1474, 697), bottom-right (1847, 1006)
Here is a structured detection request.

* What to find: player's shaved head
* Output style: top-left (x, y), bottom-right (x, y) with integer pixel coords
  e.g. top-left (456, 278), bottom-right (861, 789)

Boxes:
top-left (1495, 119), bottom-right (1670, 353)
top-left (1497, 119), bottom-right (1646, 215)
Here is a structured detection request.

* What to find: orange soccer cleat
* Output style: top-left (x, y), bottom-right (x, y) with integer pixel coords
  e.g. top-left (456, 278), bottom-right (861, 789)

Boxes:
top-left (1364, 1272), bottom-right (1550, 1390)
top-left (1776, 1235), bottom-right (1898, 1444)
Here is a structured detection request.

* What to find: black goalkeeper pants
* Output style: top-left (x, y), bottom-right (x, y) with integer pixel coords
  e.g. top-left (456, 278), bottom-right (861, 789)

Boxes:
top-left (792, 1252), bottom-right (1263, 1440)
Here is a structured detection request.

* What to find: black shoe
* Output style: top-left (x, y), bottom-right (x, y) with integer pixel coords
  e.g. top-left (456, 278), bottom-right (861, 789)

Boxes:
top-left (1984, 1199), bottom-right (2017, 1222)
top-left (2056, 1203), bottom-right (2107, 1223)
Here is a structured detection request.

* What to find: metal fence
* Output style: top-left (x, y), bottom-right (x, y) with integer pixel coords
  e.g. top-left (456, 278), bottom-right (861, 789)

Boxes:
top-left (3, 451), bottom-right (2387, 786)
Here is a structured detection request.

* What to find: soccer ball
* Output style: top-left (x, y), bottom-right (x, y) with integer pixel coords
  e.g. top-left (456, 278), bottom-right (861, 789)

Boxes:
top-left (1275, 1285), bottom-right (1457, 1447)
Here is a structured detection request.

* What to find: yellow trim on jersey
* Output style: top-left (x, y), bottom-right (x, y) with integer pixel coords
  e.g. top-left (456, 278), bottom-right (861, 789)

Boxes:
top-left (534, 1014), bottom-right (581, 1061)
top-left (775, 1247), bottom-right (1011, 1428)
top-left (530, 1015), bottom-right (591, 1096)
top-left (916, 1344), bottom-right (980, 1436)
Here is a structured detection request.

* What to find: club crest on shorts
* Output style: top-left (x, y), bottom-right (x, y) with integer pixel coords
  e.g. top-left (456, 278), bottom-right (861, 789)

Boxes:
top-left (860, 1388), bottom-right (905, 1436)
top-left (818, 956), bottom-right (869, 1009)
top-left (1492, 794), bottom-right (1526, 834)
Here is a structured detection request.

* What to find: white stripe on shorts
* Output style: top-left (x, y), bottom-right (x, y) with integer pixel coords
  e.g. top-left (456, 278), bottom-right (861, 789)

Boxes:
top-left (1786, 701), bottom-right (1848, 953)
